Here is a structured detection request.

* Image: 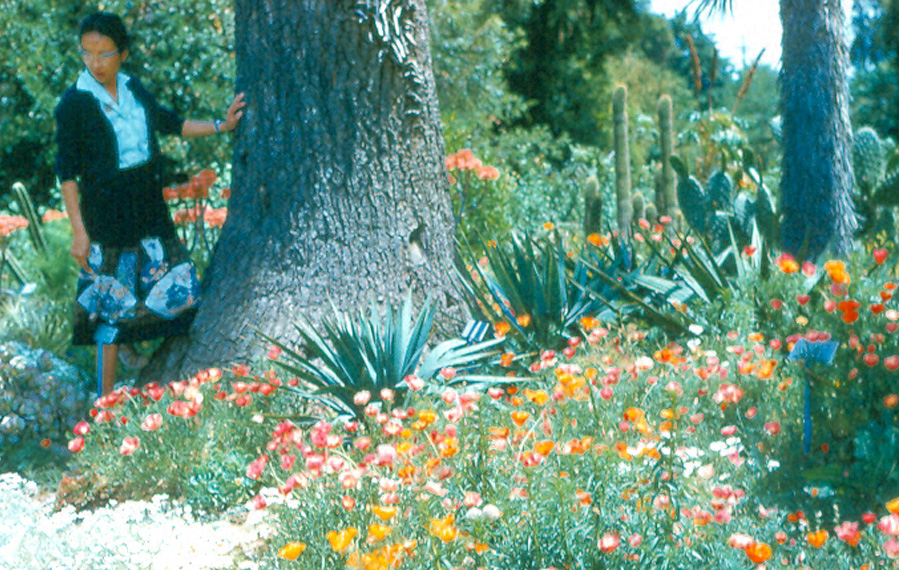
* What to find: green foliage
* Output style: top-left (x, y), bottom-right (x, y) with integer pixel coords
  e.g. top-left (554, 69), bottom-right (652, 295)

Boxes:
top-left (262, 292), bottom-right (505, 422)
top-left (0, 0), bottom-right (236, 208)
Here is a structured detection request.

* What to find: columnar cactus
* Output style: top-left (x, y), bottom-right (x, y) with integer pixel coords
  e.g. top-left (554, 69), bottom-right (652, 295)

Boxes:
top-left (584, 175), bottom-right (603, 236)
top-left (11, 182), bottom-right (46, 254)
top-left (613, 85), bottom-right (632, 240)
top-left (632, 193), bottom-right (645, 222)
top-left (657, 95), bottom-right (678, 219)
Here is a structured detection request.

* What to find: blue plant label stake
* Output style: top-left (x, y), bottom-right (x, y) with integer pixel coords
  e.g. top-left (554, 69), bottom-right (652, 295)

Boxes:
top-left (94, 324), bottom-right (119, 398)
top-left (787, 339), bottom-right (838, 454)
top-left (462, 320), bottom-right (489, 344)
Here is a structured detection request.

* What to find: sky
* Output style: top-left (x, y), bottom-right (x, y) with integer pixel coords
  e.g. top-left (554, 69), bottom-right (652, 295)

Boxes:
top-left (649, 0), bottom-right (855, 70)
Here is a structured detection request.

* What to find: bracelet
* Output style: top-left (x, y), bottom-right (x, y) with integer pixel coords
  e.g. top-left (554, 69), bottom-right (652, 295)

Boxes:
top-left (214, 119), bottom-right (223, 133)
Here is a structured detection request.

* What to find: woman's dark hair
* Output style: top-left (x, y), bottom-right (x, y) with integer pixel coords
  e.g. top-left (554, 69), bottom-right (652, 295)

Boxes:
top-left (79, 12), bottom-right (130, 52)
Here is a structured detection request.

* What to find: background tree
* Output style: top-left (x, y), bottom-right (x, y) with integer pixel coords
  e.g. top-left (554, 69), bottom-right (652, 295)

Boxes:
top-left (850, 0), bottom-right (899, 139)
top-left (0, 0), bottom-right (237, 207)
top-left (145, 0), bottom-right (463, 380)
top-left (697, 0), bottom-right (857, 258)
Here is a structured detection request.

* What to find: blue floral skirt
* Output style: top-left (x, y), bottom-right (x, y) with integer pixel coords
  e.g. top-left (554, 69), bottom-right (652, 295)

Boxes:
top-left (72, 235), bottom-right (200, 346)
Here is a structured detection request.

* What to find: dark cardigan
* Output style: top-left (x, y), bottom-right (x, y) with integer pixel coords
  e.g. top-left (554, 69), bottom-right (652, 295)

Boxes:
top-left (54, 75), bottom-right (184, 245)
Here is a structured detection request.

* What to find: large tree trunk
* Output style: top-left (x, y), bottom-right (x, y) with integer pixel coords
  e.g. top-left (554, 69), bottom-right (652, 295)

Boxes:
top-left (143, 0), bottom-right (462, 383)
top-left (779, 0), bottom-right (857, 258)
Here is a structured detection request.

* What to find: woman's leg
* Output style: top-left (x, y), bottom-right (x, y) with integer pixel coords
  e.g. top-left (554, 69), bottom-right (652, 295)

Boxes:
top-left (102, 344), bottom-right (118, 395)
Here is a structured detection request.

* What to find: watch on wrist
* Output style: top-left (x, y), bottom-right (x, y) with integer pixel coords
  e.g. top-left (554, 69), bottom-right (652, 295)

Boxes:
top-left (214, 119), bottom-right (223, 133)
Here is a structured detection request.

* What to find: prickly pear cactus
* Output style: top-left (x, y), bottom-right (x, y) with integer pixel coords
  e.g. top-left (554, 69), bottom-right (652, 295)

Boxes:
top-left (706, 170), bottom-right (733, 211)
top-left (733, 191), bottom-right (756, 242)
top-left (708, 211), bottom-right (732, 252)
top-left (853, 127), bottom-right (885, 196)
top-left (0, 342), bottom-right (92, 462)
top-left (676, 176), bottom-right (709, 233)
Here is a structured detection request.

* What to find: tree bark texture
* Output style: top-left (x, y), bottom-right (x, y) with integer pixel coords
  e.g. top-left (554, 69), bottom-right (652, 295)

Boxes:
top-left (143, 0), bottom-right (461, 382)
top-left (779, 0), bottom-right (857, 258)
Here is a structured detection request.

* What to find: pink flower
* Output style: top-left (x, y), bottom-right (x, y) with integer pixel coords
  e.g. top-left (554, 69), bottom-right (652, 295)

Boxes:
top-left (424, 481), bottom-right (448, 497)
top-left (141, 413), bottom-right (163, 431)
top-left (764, 421), bottom-right (781, 435)
top-left (441, 388), bottom-right (458, 405)
top-left (885, 539), bottom-right (899, 558)
top-left (375, 444), bottom-right (397, 466)
top-left (464, 491), bottom-right (483, 508)
top-left (119, 436), bottom-right (140, 456)
top-left (720, 425), bottom-right (738, 436)
top-left (404, 374), bottom-right (424, 391)
top-left (355, 437), bottom-right (372, 451)
top-left (598, 533), bottom-right (620, 553)
top-left (353, 390), bottom-right (371, 406)
top-left (246, 455), bottom-right (268, 479)
top-left (728, 533), bottom-right (754, 549)
top-left (628, 533), bottom-right (642, 547)
top-left (68, 436), bottom-right (85, 453)
top-left (73, 421), bottom-right (90, 436)
top-left (834, 521), bottom-right (860, 545)
top-left (879, 514), bottom-right (899, 536)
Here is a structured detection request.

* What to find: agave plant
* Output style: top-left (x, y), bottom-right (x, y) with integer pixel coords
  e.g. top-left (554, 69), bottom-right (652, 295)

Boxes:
top-left (258, 292), bottom-right (506, 422)
top-left (456, 232), bottom-right (608, 353)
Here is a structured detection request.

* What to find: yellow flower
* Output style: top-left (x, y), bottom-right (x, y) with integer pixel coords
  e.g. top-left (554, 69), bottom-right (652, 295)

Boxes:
top-left (372, 505), bottom-right (397, 521)
top-left (367, 523), bottom-right (393, 542)
top-left (278, 541), bottom-right (306, 560)
top-left (429, 513), bottom-right (459, 542)
top-left (327, 527), bottom-right (358, 552)
top-left (887, 496), bottom-right (899, 514)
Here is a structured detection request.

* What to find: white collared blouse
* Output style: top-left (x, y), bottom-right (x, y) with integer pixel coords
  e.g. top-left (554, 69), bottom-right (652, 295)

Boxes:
top-left (77, 69), bottom-right (151, 170)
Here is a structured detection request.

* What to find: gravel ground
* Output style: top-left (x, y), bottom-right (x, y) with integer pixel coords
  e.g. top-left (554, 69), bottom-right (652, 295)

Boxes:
top-left (0, 473), bottom-right (275, 570)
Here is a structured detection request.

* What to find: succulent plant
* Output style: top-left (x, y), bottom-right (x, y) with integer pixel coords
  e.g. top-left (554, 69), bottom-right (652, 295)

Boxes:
top-left (0, 342), bottom-right (92, 464)
top-left (583, 175), bottom-right (602, 236)
top-left (613, 85), bottom-right (632, 240)
top-left (852, 127), bottom-right (885, 197)
top-left (669, 151), bottom-right (777, 254)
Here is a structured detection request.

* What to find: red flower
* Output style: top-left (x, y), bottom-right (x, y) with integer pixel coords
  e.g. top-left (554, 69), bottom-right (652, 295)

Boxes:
top-left (68, 436), bottom-right (85, 453)
top-left (874, 248), bottom-right (889, 264)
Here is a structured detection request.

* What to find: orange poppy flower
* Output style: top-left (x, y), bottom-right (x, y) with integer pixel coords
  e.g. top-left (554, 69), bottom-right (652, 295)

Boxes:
top-left (806, 529), bottom-right (828, 548)
top-left (511, 411), bottom-right (531, 427)
top-left (516, 314), bottom-right (532, 327)
top-left (745, 541), bottom-right (772, 563)
top-left (495, 321), bottom-right (511, 336)
top-left (534, 440), bottom-right (555, 456)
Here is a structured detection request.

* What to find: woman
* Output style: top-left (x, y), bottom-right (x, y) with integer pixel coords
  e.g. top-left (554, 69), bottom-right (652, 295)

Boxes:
top-left (55, 12), bottom-right (245, 396)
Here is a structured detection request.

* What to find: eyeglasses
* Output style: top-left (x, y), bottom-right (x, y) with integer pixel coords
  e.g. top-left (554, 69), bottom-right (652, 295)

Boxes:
top-left (79, 47), bottom-right (119, 64)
